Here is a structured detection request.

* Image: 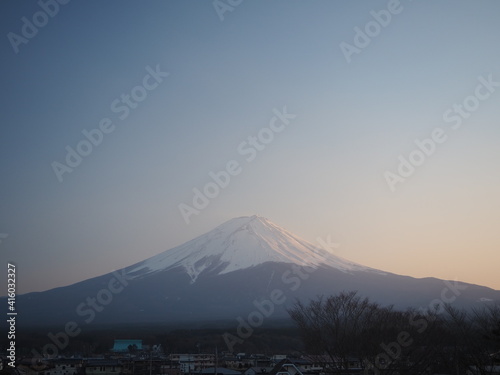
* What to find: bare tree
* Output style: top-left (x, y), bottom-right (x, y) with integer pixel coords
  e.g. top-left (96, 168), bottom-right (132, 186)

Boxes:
top-left (288, 291), bottom-right (394, 374)
top-left (441, 303), bottom-right (500, 375)
top-left (288, 292), bottom-right (449, 375)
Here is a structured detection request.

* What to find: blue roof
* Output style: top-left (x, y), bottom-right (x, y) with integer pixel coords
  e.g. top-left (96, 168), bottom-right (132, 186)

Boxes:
top-left (112, 339), bottom-right (143, 352)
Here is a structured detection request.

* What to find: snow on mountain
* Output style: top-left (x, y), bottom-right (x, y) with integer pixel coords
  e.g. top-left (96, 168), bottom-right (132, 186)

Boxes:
top-left (126, 215), bottom-right (374, 283)
top-left (14, 215), bottom-right (500, 328)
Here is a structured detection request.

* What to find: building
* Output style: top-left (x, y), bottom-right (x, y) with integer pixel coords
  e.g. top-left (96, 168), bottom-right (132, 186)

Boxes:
top-left (16, 358), bottom-right (84, 375)
top-left (84, 359), bottom-right (122, 374)
top-left (244, 366), bottom-right (274, 375)
top-left (168, 353), bottom-right (215, 373)
top-left (111, 339), bottom-right (143, 353)
top-left (269, 360), bottom-right (304, 375)
top-left (200, 367), bottom-right (242, 375)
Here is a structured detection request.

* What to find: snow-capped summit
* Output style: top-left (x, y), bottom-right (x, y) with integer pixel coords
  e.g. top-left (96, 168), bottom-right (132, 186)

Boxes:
top-left (15, 215), bottom-right (500, 327)
top-left (126, 215), bottom-right (371, 283)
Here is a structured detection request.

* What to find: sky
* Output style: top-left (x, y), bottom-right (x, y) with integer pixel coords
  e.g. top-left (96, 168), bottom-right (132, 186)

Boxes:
top-left (1, 0), bottom-right (500, 295)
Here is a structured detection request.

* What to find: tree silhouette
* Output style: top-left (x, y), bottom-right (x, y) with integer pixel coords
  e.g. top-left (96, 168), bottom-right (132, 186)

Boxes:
top-left (128, 344), bottom-right (138, 355)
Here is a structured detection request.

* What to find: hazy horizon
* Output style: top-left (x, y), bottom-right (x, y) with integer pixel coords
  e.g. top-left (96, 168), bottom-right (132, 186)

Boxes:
top-left (1, 0), bottom-right (500, 295)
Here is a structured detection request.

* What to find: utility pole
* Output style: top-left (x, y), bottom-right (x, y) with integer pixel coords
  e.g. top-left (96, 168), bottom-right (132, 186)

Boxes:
top-left (214, 346), bottom-right (218, 375)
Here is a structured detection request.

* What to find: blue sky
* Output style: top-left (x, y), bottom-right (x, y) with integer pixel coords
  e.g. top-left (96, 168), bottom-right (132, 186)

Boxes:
top-left (1, 0), bottom-right (500, 294)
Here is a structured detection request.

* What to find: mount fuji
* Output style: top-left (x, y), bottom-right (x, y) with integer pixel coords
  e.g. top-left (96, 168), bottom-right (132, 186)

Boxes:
top-left (14, 216), bottom-right (500, 327)
top-left (126, 215), bottom-right (374, 283)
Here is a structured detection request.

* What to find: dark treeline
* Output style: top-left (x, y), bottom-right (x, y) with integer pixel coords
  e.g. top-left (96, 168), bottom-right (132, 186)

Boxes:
top-left (288, 291), bottom-right (500, 375)
top-left (13, 324), bottom-right (303, 357)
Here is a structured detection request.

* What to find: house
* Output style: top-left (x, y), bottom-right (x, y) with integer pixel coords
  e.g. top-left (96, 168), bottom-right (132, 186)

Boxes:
top-left (249, 355), bottom-right (271, 368)
top-left (169, 353), bottom-right (215, 373)
top-left (46, 358), bottom-right (84, 374)
top-left (270, 356), bottom-right (287, 366)
top-left (200, 367), bottom-right (242, 375)
top-left (285, 359), bottom-right (322, 374)
top-left (223, 354), bottom-right (256, 370)
top-left (16, 358), bottom-right (84, 375)
top-left (122, 358), bottom-right (164, 374)
top-left (269, 360), bottom-right (304, 375)
top-left (300, 355), bottom-right (363, 374)
top-left (84, 359), bottom-right (122, 374)
top-left (222, 355), bottom-right (240, 369)
top-left (160, 364), bottom-right (182, 375)
top-left (243, 366), bottom-right (274, 375)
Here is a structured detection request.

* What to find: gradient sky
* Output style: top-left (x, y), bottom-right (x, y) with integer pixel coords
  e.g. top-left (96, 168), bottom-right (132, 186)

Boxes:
top-left (1, 0), bottom-right (500, 294)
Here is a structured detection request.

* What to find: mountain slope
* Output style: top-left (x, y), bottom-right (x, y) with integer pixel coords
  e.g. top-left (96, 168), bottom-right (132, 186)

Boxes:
top-left (10, 215), bottom-right (500, 328)
top-left (125, 215), bottom-right (375, 283)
